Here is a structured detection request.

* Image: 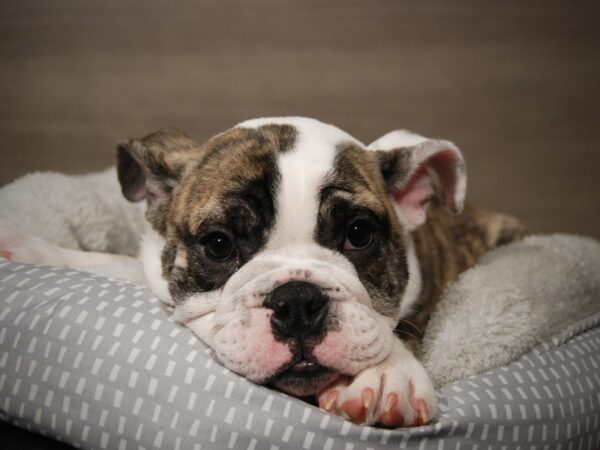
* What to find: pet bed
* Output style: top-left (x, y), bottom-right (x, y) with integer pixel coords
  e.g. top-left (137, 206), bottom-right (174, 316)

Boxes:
top-left (1, 232), bottom-right (599, 449)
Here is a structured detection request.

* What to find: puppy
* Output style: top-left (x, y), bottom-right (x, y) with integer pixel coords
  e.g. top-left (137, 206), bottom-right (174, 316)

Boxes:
top-left (0, 117), bottom-right (523, 427)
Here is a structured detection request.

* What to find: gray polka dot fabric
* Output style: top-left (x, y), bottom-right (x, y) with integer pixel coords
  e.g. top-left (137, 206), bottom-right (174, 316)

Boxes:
top-left (1, 260), bottom-right (599, 449)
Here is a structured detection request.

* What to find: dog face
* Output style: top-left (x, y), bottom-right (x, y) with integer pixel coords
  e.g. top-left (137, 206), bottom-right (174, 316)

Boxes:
top-left (117, 117), bottom-right (465, 396)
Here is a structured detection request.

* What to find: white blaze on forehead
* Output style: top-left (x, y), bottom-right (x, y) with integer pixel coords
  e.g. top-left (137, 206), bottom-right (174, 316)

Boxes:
top-left (239, 117), bottom-right (363, 249)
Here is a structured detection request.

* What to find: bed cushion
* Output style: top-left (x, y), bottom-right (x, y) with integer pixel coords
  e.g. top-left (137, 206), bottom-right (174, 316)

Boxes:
top-left (1, 259), bottom-right (599, 449)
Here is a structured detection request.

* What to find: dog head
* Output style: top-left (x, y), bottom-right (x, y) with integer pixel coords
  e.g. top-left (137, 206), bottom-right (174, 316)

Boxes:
top-left (116, 117), bottom-right (466, 396)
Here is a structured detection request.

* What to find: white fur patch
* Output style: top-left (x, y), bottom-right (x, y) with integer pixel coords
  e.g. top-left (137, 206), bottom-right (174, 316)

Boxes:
top-left (174, 248), bottom-right (187, 268)
top-left (240, 117), bottom-right (362, 250)
top-left (139, 227), bottom-right (172, 305)
top-left (398, 234), bottom-right (422, 320)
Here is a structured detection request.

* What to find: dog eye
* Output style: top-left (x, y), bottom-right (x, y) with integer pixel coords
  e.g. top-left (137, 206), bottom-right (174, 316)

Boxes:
top-left (203, 232), bottom-right (235, 261)
top-left (343, 220), bottom-right (374, 251)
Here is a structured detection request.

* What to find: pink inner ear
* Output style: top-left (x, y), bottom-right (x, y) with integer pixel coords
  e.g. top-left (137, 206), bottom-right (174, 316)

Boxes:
top-left (392, 166), bottom-right (434, 229)
top-left (145, 179), bottom-right (168, 207)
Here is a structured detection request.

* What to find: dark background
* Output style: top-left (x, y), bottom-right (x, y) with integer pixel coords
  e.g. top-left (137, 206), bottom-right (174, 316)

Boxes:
top-left (1, 0), bottom-right (599, 238)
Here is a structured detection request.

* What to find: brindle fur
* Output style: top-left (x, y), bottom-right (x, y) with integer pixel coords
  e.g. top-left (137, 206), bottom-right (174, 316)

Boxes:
top-left (327, 141), bottom-right (525, 342)
top-left (317, 143), bottom-right (411, 317)
top-left (407, 202), bottom-right (525, 338)
top-left (118, 125), bottom-right (525, 341)
top-left (117, 127), bottom-right (200, 235)
top-left (117, 124), bottom-right (297, 302)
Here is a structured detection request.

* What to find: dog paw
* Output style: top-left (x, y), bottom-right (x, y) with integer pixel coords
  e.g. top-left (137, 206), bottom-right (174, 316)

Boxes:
top-left (317, 351), bottom-right (437, 427)
top-left (0, 220), bottom-right (61, 266)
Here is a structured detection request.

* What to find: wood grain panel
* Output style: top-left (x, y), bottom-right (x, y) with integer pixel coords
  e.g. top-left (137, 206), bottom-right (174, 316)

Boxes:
top-left (0, 0), bottom-right (599, 237)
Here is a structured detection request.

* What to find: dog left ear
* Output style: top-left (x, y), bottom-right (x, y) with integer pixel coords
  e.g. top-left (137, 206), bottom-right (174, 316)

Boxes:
top-left (369, 130), bottom-right (466, 230)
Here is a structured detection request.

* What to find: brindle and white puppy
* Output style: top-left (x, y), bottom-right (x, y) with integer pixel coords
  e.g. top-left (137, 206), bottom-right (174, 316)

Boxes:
top-left (1, 117), bottom-right (524, 427)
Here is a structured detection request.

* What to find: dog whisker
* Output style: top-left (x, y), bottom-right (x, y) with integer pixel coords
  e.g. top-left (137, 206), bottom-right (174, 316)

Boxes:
top-left (394, 318), bottom-right (423, 339)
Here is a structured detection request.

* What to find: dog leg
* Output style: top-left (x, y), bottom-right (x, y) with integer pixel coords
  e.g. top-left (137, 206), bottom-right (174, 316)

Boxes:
top-left (317, 339), bottom-right (437, 427)
top-left (0, 220), bottom-right (144, 283)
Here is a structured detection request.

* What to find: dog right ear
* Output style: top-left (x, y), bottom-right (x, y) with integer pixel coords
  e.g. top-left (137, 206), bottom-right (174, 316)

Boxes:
top-left (116, 127), bottom-right (197, 208)
top-left (117, 127), bottom-right (198, 234)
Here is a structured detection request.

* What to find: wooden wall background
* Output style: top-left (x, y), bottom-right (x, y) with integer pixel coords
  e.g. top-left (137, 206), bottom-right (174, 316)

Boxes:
top-left (0, 0), bottom-right (598, 238)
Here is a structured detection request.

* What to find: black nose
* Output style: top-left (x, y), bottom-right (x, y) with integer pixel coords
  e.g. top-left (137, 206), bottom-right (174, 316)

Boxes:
top-left (264, 281), bottom-right (329, 339)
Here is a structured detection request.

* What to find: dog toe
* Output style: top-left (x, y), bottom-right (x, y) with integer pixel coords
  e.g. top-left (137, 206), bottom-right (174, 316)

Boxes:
top-left (378, 393), bottom-right (405, 427)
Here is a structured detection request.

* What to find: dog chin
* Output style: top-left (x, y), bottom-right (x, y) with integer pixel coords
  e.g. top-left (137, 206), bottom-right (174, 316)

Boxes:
top-left (271, 361), bottom-right (340, 397)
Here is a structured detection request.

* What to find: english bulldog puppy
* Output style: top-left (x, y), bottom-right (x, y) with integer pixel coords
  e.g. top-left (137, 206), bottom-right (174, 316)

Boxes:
top-left (0, 117), bottom-right (524, 427)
